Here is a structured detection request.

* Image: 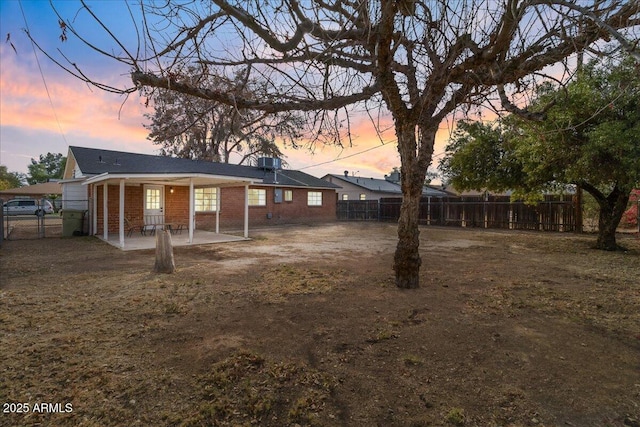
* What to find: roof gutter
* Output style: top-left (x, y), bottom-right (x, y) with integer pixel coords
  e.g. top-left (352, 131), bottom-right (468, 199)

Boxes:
top-left (81, 172), bottom-right (256, 186)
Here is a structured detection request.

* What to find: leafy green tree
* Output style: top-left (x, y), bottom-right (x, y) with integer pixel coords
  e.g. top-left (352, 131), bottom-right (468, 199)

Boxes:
top-left (27, 153), bottom-right (66, 185)
top-left (0, 165), bottom-right (25, 190)
top-left (441, 55), bottom-right (640, 250)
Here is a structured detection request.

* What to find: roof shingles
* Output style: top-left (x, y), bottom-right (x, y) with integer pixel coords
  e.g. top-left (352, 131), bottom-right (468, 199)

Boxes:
top-left (70, 146), bottom-right (338, 189)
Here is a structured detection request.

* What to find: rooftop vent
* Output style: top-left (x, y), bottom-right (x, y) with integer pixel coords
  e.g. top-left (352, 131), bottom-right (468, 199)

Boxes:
top-left (386, 171), bottom-right (401, 183)
top-left (257, 157), bottom-right (282, 170)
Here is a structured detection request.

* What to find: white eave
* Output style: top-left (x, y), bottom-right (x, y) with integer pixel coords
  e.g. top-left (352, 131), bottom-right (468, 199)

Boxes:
top-left (82, 172), bottom-right (256, 187)
top-left (60, 177), bottom-right (88, 184)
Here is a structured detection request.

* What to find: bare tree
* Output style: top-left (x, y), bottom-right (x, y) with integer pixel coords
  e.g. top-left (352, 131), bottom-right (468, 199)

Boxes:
top-left (146, 66), bottom-right (304, 164)
top-left (36, 0), bottom-right (639, 288)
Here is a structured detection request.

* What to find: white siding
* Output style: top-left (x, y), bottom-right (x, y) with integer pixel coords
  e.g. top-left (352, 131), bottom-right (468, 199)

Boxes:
top-left (62, 182), bottom-right (89, 210)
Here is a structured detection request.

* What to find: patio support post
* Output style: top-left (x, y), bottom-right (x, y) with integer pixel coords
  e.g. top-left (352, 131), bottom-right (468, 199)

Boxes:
top-left (216, 187), bottom-right (220, 234)
top-left (189, 179), bottom-right (194, 244)
top-left (244, 184), bottom-right (249, 238)
top-left (119, 179), bottom-right (125, 248)
top-left (92, 184), bottom-right (97, 235)
top-left (103, 183), bottom-right (108, 241)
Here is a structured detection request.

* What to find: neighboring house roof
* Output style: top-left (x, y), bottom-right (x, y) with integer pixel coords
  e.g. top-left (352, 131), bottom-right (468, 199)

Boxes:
top-left (66, 146), bottom-right (339, 189)
top-left (0, 181), bottom-right (62, 197)
top-left (325, 174), bottom-right (402, 194)
top-left (324, 174), bottom-right (451, 197)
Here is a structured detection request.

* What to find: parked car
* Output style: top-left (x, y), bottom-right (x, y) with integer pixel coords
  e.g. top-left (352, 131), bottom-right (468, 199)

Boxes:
top-left (2, 199), bottom-right (54, 216)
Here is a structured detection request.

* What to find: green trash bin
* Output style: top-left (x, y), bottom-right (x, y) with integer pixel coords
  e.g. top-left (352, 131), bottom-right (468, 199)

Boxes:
top-left (62, 209), bottom-right (85, 237)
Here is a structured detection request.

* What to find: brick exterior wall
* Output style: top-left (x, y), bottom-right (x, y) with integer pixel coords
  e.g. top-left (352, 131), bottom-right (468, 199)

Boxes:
top-left (95, 183), bottom-right (336, 234)
top-left (95, 184), bottom-right (144, 234)
top-left (166, 186), bottom-right (189, 225)
top-left (197, 186), bottom-right (337, 231)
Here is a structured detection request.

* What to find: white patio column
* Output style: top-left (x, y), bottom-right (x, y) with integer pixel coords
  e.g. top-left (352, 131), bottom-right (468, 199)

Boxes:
top-left (119, 179), bottom-right (125, 248)
top-left (244, 183), bottom-right (249, 238)
top-left (103, 183), bottom-right (108, 241)
top-left (188, 178), bottom-right (194, 244)
top-left (215, 187), bottom-right (220, 234)
top-left (92, 184), bottom-right (97, 235)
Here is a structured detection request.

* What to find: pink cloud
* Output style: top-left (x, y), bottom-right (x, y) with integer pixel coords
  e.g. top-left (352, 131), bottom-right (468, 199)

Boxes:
top-left (280, 113), bottom-right (453, 179)
top-left (1, 44), bottom-right (151, 147)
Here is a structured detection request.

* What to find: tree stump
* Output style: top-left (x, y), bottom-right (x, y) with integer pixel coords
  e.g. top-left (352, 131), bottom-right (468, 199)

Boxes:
top-left (153, 230), bottom-right (176, 273)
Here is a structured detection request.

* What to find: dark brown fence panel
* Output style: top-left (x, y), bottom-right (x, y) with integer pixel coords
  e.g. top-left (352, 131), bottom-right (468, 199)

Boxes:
top-left (336, 200), bottom-right (379, 221)
top-left (375, 195), bottom-right (576, 232)
top-left (379, 198), bottom-right (401, 222)
top-left (511, 201), bottom-right (540, 230)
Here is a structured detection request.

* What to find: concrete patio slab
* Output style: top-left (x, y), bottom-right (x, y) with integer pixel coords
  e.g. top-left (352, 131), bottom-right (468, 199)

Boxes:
top-left (99, 230), bottom-right (249, 251)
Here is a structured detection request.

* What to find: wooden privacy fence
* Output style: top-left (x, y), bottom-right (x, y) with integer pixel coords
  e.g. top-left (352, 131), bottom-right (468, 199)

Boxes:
top-left (338, 195), bottom-right (577, 232)
top-left (336, 199), bottom-right (379, 221)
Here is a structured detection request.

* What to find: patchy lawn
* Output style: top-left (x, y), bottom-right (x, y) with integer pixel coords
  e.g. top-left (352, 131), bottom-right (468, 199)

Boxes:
top-left (1, 223), bottom-right (639, 427)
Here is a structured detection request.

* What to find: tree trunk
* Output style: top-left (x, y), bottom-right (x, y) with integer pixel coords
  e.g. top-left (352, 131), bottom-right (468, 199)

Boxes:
top-left (393, 123), bottom-right (434, 289)
top-left (154, 230), bottom-right (176, 273)
top-left (394, 188), bottom-right (422, 288)
top-left (595, 186), bottom-right (630, 251)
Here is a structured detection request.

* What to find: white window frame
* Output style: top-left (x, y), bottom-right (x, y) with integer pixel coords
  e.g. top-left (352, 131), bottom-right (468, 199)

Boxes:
top-left (248, 188), bottom-right (267, 206)
top-left (195, 187), bottom-right (217, 212)
top-left (284, 190), bottom-right (293, 202)
top-left (145, 187), bottom-right (161, 210)
top-left (307, 191), bottom-right (323, 206)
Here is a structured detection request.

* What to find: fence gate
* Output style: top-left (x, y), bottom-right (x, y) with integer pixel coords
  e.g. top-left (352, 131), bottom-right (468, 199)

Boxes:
top-left (1, 198), bottom-right (64, 241)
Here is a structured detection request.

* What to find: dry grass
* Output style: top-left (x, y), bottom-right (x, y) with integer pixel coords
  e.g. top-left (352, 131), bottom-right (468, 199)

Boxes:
top-left (1, 224), bottom-right (639, 426)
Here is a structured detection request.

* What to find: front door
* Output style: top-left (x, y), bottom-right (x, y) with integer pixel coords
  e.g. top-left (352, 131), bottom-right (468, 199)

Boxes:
top-left (144, 185), bottom-right (164, 230)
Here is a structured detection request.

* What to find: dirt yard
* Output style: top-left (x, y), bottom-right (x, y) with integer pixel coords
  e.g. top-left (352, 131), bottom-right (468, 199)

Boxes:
top-left (1, 223), bottom-right (639, 427)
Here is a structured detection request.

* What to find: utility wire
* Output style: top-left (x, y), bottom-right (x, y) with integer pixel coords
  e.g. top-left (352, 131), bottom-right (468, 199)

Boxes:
top-left (297, 139), bottom-right (447, 171)
top-left (18, 0), bottom-right (68, 145)
top-left (297, 141), bottom-right (396, 171)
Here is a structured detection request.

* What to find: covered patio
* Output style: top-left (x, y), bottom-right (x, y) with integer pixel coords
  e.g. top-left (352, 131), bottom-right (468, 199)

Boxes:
top-left (83, 172), bottom-right (255, 250)
top-left (99, 229), bottom-right (249, 251)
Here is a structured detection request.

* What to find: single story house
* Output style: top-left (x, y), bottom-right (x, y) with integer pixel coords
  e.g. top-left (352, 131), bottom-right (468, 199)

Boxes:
top-left (0, 181), bottom-right (62, 207)
top-left (322, 171), bottom-right (451, 201)
top-left (62, 146), bottom-right (339, 248)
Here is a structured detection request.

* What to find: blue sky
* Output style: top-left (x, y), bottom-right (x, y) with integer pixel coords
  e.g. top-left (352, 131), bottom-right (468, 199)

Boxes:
top-left (0, 1), bottom-right (454, 180)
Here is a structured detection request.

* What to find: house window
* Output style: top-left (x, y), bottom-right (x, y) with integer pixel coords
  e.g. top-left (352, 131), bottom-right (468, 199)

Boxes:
top-left (308, 191), bottom-right (322, 206)
top-left (359, 194), bottom-right (366, 200)
top-left (195, 188), bottom-right (217, 212)
top-left (145, 188), bottom-right (161, 210)
top-left (342, 194), bottom-right (349, 200)
top-left (248, 188), bottom-right (266, 206)
top-left (284, 190), bottom-right (293, 202)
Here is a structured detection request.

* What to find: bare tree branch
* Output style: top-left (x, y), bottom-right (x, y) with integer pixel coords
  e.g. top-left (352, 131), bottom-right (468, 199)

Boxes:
top-left (131, 70), bottom-right (380, 113)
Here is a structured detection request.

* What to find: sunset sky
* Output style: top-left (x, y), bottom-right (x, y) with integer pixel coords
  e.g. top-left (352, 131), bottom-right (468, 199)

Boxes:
top-left (0, 1), bottom-right (453, 182)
